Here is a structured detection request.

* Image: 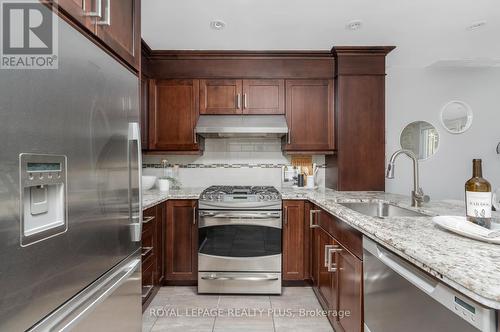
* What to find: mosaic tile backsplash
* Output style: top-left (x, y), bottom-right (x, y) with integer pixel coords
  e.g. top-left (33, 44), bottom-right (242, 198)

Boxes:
top-left (142, 138), bottom-right (326, 188)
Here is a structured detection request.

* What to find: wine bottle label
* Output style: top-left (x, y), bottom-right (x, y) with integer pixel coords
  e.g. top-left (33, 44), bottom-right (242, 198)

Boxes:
top-left (466, 191), bottom-right (492, 218)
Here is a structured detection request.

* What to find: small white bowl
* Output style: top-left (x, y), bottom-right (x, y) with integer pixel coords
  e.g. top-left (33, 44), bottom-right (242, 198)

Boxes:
top-left (141, 175), bottom-right (157, 190)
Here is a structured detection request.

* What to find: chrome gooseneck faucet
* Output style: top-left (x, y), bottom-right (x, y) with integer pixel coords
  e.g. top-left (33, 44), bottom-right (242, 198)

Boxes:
top-left (386, 149), bottom-right (430, 207)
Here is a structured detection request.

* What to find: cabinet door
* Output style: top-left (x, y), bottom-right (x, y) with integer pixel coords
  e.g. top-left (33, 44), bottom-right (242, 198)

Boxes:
top-left (311, 227), bottom-right (319, 287)
top-left (149, 80), bottom-right (202, 152)
top-left (242, 79), bottom-right (284, 115)
top-left (283, 200), bottom-right (305, 281)
top-left (56, 0), bottom-right (96, 32)
top-left (166, 200), bottom-right (198, 281)
top-left (140, 76), bottom-right (149, 150)
top-left (283, 80), bottom-right (334, 152)
top-left (316, 228), bottom-right (338, 313)
top-left (337, 247), bottom-right (363, 332)
top-left (199, 79), bottom-right (242, 114)
top-left (155, 204), bottom-right (165, 285)
top-left (95, 0), bottom-right (140, 70)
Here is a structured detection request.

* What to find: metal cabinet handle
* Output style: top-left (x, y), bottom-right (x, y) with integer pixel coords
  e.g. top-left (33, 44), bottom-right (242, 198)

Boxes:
top-left (193, 207), bottom-right (197, 225)
top-left (142, 216), bottom-right (155, 224)
top-left (83, 0), bottom-right (102, 18)
top-left (193, 129), bottom-right (197, 144)
top-left (142, 285), bottom-right (154, 299)
top-left (236, 94), bottom-right (241, 109)
top-left (141, 247), bottom-right (153, 257)
top-left (309, 210), bottom-right (320, 228)
top-left (243, 93), bottom-right (248, 108)
top-left (96, 0), bottom-right (111, 26)
top-left (287, 131), bottom-right (291, 144)
top-left (327, 245), bottom-right (342, 272)
top-left (324, 245), bottom-right (334, 267)
top-left (284, 207), bottom-right (288, 226)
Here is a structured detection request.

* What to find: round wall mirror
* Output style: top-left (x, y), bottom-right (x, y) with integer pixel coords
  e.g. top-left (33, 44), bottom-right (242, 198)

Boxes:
top-left (400, 121), bottom-right (440, 160)
top-left (440, 100), bottom-right (473, 134)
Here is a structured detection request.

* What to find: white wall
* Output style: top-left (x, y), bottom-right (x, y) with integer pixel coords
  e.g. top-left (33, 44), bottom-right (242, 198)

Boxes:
top-left (386, 67), bottom-right (500, 200)
top-left (143, 138), bottom-right (325, 188)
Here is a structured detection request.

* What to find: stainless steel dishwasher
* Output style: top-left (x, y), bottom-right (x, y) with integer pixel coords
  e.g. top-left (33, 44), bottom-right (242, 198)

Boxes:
top-left (363, 236), bottom-right (496, 332)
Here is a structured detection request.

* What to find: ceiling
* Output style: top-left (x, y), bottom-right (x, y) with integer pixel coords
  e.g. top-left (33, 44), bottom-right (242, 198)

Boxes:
top-left (141, 0), bottom-right (500, 67)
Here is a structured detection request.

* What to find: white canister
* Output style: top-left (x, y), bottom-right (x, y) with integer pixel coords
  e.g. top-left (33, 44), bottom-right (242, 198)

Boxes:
top-left (306, 175), bottom-right (315, 189)
top-left (158, 178), bottom-right (170, 192)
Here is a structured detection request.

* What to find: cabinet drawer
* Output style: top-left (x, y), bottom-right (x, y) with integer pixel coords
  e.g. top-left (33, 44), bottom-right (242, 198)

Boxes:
top-left (318, 209), bottom-right (362, 260)
top-left (142, 259), bottom-right (155, 303)
top-left (142, 226), bottom-right (154, 266)
top-left (142, 206), bottom-right (156, 233)
top-left (142, 206), bottom-right (156, 266)
top-left (334, 215), bottom-right (362, 259)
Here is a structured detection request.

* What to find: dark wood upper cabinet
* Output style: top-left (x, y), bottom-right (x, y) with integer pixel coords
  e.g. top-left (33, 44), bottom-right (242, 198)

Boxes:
top-left (148, 79), bottom-right (203, 153)
top-left (242, 79), bottom-right (284, 115)
top-left (95, 0), bottom-right (141, 71)
top-left (55, 0), bottom-right (140, 72)
top-left (56, 0), bottom-right (96, 32)
top-left (326, 47), bottom-right (395, 191)
top-left (336, 246), bottom-right (363, 332)
top-left (166, 200), bottom-right (198, 282)
top-left (282, 200), bottom-right (305, 281)
top-left (283, 80), bottom-right (334, 153)
top-left (200, 79), bottom-right (242, 115)
top-left (97, 0), bottom-right (141, 70)
top-left (140, 76), bottom-right (149, 150)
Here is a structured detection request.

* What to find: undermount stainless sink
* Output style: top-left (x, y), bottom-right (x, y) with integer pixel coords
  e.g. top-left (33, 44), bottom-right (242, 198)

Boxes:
top-left (338, 201), bottom-right (430, 218)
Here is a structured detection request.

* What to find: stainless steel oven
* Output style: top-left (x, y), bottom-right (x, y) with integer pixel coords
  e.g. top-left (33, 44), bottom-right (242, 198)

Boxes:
top-left (197, 186), bottom-right (282, 294)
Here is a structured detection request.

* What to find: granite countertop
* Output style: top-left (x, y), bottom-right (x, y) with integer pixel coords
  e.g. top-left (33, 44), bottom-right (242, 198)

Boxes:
top-left (142, 187), bottom-right (500, 309)
top-left (142, 187), bottom-right (204, 210)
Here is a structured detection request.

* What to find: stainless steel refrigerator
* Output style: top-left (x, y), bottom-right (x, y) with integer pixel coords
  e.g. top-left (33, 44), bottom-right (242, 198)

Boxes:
top-left (0, 11), bottom-right (142, 332)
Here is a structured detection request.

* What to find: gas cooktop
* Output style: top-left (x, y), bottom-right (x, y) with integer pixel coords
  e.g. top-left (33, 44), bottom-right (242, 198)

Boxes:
top-left (199, 185), bottom-right (282, 210)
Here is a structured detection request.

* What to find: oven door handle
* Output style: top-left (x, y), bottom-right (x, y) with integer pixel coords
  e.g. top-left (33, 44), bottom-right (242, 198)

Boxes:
top-left (200, 276), bottom-right (279, 281)
top-left (199, 212), bottom-right (281, 219)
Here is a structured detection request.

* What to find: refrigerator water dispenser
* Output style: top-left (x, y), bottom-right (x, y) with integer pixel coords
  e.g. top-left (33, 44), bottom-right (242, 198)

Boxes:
top-left (20, 154), bottom-right (67, 246)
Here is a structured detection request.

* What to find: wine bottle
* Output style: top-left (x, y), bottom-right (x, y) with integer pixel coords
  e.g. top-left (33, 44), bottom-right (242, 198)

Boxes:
top-left (465, 159), bottom-right (492, 228)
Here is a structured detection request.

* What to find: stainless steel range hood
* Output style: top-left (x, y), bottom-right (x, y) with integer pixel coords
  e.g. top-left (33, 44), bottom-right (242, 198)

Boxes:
top-left (195, 115), bottom-right (289, 138)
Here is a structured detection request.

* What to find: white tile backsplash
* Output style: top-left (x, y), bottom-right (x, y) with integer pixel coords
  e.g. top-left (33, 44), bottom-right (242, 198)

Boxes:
top-left (142, 138), bottom-right (325, 188)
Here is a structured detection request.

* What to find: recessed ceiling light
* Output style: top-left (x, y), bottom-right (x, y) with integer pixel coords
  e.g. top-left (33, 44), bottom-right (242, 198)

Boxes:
top-left (346, 20), bottom-right (363, 31)
top-left (466, 21), bottom-right (487, 31)
top-left (210, 20), bottom-right (226, 31)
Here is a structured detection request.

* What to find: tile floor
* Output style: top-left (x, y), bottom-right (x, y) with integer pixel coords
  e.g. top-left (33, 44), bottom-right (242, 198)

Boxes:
top-left (143, 286), bottom-right (334, 332)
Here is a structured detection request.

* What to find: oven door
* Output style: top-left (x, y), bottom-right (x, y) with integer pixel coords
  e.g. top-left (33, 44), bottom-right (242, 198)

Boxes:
top-left (198, 210), bottom-right (282, 272)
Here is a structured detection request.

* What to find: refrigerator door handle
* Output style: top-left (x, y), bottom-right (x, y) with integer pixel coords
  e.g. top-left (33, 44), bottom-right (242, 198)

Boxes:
top-left (29, 256), bottom-right (141, 332)
top-left (129, 122), bottom-right (142, 242)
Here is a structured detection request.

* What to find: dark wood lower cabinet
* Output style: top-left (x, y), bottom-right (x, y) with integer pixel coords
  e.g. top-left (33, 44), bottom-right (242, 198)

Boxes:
top-left (142, 199), bottom-right (363, 330)
top-left (283, 200), bottom-right (305, 281)
top-left (311, 206), bottom-right (363, 332)
top-left (166, 200), bottom-right (198, 282)
top-left (142, 204), bottom-right (161, 308)
top-left (155, 203), bottom-right (165, 285)
top-left (337, 247), bottom-right (363, 332)
top-left (315, 227), bottom-right (338, 313)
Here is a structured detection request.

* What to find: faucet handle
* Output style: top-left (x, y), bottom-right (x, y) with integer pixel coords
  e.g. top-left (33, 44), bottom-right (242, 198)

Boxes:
top-left (415, 188), bottom-right (430, 203)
